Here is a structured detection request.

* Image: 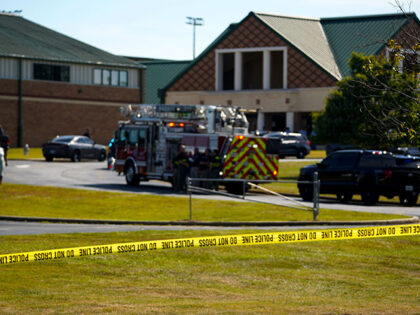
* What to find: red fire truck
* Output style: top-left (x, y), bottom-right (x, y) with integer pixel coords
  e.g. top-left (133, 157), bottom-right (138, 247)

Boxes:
top-left (113, 104), bottom-right (281, 194)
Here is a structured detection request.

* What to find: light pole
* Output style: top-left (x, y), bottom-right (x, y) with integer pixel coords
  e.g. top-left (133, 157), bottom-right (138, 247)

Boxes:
top-left (186, 17), bottom-right (203, 59)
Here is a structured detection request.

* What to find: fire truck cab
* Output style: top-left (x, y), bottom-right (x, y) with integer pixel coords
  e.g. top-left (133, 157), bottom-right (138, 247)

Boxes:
top-left (114, 104), bottom-right (250, 188)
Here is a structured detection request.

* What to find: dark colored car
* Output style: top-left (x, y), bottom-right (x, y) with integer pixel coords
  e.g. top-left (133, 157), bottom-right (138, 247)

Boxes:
top-left (298, 150), bottom-right (420, 206)
top-left (42, 135), bottom-right (106, 162)
top-left (263, 132), bottom-right (311, 159)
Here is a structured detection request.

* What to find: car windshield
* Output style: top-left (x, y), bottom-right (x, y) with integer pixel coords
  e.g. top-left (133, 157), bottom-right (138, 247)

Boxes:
top-left (52, 136), bottom-right (74, 143)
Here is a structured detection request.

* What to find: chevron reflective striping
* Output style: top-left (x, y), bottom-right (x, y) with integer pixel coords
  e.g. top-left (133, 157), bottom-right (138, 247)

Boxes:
top-left (223, 136), bottom-right (279, 180)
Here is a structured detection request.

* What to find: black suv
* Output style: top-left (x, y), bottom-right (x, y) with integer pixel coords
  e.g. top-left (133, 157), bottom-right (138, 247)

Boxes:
top-left (298, 150), bottom-right (420, 206)
top-left (263, 132), bottom-right (311, 159)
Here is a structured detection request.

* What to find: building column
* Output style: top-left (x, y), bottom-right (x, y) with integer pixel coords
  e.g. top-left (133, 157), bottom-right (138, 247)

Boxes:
top-left (257, 111), bottom-right (265, 131)
top-left (215, 53), bottom-right (223, 91)
top-left (286, 112), bottom-right (294, 132)
top-left (263, 50), bottom-right (270, 90)
top-left (234, 51), bottom-right (242, 91)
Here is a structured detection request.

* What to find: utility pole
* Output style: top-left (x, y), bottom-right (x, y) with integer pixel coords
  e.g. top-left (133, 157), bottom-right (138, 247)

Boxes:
top-left (186, 17), bottom-right (203, 59)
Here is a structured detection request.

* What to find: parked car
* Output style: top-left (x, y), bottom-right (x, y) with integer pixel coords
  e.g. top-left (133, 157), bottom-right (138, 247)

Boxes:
top-left (42, 135), bottom-right (106, 162)
top-left (263, 132), bottom-right (311, 159)
top-left (298, 150), bottom-right (420, 206)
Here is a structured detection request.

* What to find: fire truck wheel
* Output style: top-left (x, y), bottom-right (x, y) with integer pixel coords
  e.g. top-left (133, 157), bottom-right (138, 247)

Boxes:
top-left (71, 150), bottom-right (81, 162)
top-left (125, 163), bottom-right (140, 186)
top-left (399, 192), bottom-right (418, 206)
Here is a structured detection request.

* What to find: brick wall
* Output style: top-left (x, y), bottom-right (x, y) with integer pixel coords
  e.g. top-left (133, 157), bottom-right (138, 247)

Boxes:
top-left (0, 98), bottom-right (122, 147)
top-left (0, 78), bottom-right (141, 147)
top-left (0, 78), bottom-right (140, 103)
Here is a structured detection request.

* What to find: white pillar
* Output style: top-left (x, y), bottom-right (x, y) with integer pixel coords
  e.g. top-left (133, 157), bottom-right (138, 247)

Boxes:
top-left (234, 51), bottom-right (242, 91)
top-left (263, 50), bottom-right (270, 90)
top-left (257, 111), bottom-right (265, 131)
top-left (286, 112), bottom-right (294, 132)
top-left (215, 53), bottom-right (223, 91)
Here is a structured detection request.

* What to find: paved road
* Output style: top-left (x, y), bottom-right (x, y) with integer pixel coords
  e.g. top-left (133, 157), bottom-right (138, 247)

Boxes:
top-left (0, 220), bottom-right (361, 236)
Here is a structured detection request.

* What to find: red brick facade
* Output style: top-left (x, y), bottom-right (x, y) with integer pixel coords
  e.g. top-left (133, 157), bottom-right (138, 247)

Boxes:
top-left (0, 78), bottom-right (141, 147)
top-left (168, 15), bottom-right (336, 92)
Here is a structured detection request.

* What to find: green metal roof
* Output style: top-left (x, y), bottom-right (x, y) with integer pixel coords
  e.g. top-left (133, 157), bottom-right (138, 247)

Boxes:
top-left (255, 13), bottom-right (342, 80)
top-left (142, 60), bottom-right (191, 103)
top-left (0, 13), bottom-right (141, 68)
top-left (321, 13), bottom-right (415, 77)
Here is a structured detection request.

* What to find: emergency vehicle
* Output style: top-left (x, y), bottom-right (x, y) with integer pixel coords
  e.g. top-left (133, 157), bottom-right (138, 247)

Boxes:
top-left (113, 104), bottom-right (282, 194)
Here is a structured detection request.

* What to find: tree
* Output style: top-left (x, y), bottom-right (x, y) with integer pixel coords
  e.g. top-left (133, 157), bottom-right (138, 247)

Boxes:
top-left (315, 51), bottom-right (419, 149)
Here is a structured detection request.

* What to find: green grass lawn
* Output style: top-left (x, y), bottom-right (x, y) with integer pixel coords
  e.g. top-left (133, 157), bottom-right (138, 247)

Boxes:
top-left (0, 230), bottom-right (419, 314)
top-left (0, 183), bottom-right (407, 222)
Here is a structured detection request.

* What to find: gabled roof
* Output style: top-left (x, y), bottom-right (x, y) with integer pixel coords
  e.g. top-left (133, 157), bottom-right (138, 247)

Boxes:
top-left (254, 12), bottom-right (342, 80)
top-left (141, 60), bottom-right (191, 103)
top-left (321, 13), bottom-right (417, 77)
top-left (164, 11), bottom-right (418, 93)
top-left (0, 13), bottom-right (141, 68)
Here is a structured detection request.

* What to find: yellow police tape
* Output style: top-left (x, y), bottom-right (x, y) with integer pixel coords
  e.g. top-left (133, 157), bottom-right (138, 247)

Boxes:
top-left (1, 224), bottom-right (419, 266)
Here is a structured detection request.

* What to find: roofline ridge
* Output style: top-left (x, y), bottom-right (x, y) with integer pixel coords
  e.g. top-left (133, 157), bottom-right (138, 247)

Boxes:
top-left (252, 13), bottom-right (341, 81)
top-left (1, 14), bottom-right (137, 66)
top-left (0, 12), bottom-right (22, 17)
top-left (253, 11), bottom-right (320, 22)
top-left (321, 12), bottom-right (416, 21)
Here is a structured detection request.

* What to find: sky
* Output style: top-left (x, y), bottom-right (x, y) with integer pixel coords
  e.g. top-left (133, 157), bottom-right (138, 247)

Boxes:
top-left (1, 0), bottom-right (419, 60)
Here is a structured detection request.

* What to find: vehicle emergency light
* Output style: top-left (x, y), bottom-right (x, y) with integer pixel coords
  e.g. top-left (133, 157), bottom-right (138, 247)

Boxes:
top-left (273, 170), bottom-right (278, 176)
top-left (383, 170), bottom-right (392, 179)
top-left (236, 135), bottom-right (245, 140)
top-left (168, 122), bottom-right (175, 127)
top-left (179, 123), bottom-right (185, 127)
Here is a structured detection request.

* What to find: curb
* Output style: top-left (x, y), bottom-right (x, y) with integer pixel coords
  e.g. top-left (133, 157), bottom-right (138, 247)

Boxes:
top-left (0, 215), bottom-right (418, 227)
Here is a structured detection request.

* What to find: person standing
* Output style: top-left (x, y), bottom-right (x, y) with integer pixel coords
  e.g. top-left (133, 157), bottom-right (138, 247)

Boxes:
top-left (0, 147), bottom-right (5, 184)
top-left (190, 147), bottom-right (201, 187)
top-left (210, 149), bottom-right (222, 190)
top-left (172, 145), bottom-right (189, 192)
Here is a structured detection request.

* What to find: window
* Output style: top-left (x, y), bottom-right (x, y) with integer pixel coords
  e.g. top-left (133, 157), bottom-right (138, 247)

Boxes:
top-left (33, 64), bottom-right (70, 82)
top-left (111, 70), bottom-right (119, 86)
top-left (93, 68), bottom-right (129, 87)
top-left (270, 50), bottom-right (284, 89)
top-left (93, 69), bottom-right (102, 84)
top-left (358, 155), bottom-right (396, 168)
top-left (119, 71), bottom-right (128, 87)
top-left (138, 128), bottom-right (147, 146)
top-left (222, 53), bottom-right (234, 90)
top-left (102, 69), bottom-right (111, 85)
top-left (128, 129), bottom-right (139, 145)
top-left (242, 52), bottom-right (263, 90)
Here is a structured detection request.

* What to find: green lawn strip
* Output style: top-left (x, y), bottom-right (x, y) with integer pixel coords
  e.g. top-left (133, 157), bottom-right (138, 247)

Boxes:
top-left (0, 183), bottom-right (407, 222)
top-left (0, 230), bottom-right (418, 313)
